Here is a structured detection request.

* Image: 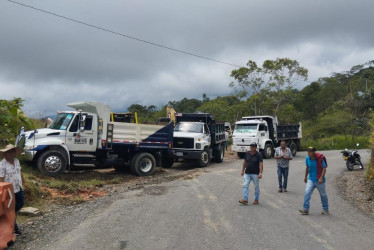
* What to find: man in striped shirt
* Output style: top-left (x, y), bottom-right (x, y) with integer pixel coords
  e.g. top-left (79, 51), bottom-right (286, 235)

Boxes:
top-left (274, 141), bottom-right (293, 192)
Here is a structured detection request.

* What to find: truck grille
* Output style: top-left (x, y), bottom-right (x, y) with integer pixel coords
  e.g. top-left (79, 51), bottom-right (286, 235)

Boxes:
top-left (173, 137), bottom-right (194, 149)
top-left (234, 138), bottom-right (253, 146)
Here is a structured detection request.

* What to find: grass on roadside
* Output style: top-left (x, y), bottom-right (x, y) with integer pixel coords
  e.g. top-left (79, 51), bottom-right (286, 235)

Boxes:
top-left (301, 135), bottom-right (369, 151)
top-left (21, 162), bottom-right (125, 209)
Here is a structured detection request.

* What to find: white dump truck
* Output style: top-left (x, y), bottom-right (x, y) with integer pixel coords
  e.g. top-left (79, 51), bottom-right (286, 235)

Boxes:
top-left (16, 102), bottom-right (174, 176)
top-left (232, 116), bottom-right (302, 159)
top-left (172, 113), bottom-right (226, 167)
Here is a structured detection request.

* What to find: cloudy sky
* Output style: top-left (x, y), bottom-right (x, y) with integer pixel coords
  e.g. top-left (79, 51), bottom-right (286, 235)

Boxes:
top-left (1, 0), bottom-right (373, 116)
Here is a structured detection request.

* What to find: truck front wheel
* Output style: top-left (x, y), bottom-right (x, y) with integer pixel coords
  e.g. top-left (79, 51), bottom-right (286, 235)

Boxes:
top-left (289, 141), bottom-right (297, 157)
top-left (197, 149), bottom-right (210, 168)
top-left (263, 144), bottom-right (273, 159)
top-left (131, 153), bottom-right (156, 176)
top-left (214, 146), bottom-right (224, 163)
top-left (37, 150), bottom-right (67, 177)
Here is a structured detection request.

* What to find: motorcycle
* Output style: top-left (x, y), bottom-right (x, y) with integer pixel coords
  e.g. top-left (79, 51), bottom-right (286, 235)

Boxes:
top-left (341, 143), bottom-right (364, 171)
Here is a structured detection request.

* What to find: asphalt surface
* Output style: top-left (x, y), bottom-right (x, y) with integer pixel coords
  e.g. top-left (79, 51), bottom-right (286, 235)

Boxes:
top-left (29, 150), bottom-right (374, 250)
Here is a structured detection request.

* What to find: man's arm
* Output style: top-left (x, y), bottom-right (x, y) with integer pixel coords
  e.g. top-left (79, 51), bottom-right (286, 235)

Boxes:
top-left (286, 148), bottom-right (293, 160)
top-left (274, 148), bottom-right (281, 159)
top-left (21, 173), bottom-right (27, 190)
top-left (304, 166), bottom-right (309, 183)
top-left (259, 162), bottom-right (263, 179)
top-left (0, 165), bottom-right (4, 182)
top-left (318, 160), bottom-right (327, 184)
top-left (241, 160), bottom-right (246, 176)
top-left (319, 168), bottom-right (326, 184)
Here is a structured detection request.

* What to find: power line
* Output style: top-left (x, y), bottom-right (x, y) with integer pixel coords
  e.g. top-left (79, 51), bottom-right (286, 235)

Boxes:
top-left (7, 0), bottom-right (243, 68)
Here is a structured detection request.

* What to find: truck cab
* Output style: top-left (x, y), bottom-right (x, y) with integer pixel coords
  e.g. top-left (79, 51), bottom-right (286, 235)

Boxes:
top-left (232, 115), bottom-right (302, 159)
top-left (172, 113), bottom-right (225, 167)
top-left (18, 108), bottom-right (100, 176)
top-left (232, 119), bottom-right (271, 159)
top-left (173, 122), bottom-right (211, 162)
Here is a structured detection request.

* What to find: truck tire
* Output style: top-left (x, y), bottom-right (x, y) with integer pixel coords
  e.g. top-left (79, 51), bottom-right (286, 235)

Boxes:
top-left (237, 153), bottom-right (245, 159)
top-left (37, 149), bottom-right (67, 177)
top-left (131, 153), bottom-right (156, 176)
top-left (214, 146), bottom-right (224, 163)
top-left (162, 157), bottom-right (174, 168)
top-left (263, 143), bottom-right (273, 159)
top-left (289, 141), bottom-right (297, 157)
top-left (197, 149), bottom-right (210, 168)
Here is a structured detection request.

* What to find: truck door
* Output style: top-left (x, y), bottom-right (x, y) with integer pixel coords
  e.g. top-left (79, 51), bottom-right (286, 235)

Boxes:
top-left (65, 114), bottom-right (97, 152)
top-left (204, 124), bottom-right (211, 144)
top-left (259, 123), bottom-right (270, 140)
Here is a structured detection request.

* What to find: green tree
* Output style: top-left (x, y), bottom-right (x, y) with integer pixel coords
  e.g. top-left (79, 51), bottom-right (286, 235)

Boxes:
top-left (230, 58), bottom-right (308, 115)
top-left (0, 98), bottom-right (34, 146)
top-left (168, 98), bottom-right (202, 113)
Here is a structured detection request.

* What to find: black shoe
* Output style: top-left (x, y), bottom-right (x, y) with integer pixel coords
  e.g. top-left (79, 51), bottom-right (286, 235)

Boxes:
top-left (15, 228), bottom-right (22, 236)
top-left (278, 188), bottom-right (283, 193)
top-left (299, 209), bottom-right (309, 215)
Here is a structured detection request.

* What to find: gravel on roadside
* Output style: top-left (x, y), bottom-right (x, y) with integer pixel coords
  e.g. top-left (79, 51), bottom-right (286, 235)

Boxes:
top-left (335, 169), bottom-right (374, 218)
top-left (10, 163), bottom-right (207, 249)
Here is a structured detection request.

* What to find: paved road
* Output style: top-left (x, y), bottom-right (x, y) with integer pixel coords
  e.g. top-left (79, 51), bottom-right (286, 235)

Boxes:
top-left (32, 150), bottom-right (374, 250)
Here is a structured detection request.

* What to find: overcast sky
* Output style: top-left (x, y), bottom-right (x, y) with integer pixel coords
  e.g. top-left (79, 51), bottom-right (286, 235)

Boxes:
top-left (1, 0), bottom-right (374, 116)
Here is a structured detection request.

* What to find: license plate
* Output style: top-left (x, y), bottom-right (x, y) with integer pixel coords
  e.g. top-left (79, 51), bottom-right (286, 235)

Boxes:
top-left (344, 156), bottom-right (348, 160)
top-left (241, 147), bottom-right (246, 152)
top-left (176, 152), bottom-right (183, 156)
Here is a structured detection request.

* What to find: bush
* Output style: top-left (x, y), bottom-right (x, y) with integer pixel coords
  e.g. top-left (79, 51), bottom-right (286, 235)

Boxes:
top-left (301, 135), bottom-right (369, 151)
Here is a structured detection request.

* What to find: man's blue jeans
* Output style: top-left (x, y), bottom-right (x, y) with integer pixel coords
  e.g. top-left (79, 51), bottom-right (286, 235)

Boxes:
top-left (243, 174), bottom-right (259, 201)
top-left (15, 189), bottom-right (24, 232)
top-left (303, 180), bottom-right (329, 211)
top-left (277, 166), bottom-right (289, 189)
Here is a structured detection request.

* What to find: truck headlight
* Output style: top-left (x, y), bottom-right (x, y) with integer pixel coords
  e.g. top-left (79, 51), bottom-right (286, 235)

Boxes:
top-left (196, 143), bottom-right (201, 149)
top-left (24, 145), bottom-right (35, 150)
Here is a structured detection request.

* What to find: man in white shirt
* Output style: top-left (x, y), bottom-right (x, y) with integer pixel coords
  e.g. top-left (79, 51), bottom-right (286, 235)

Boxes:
top-left (0, 144), bottom-right (26, 236)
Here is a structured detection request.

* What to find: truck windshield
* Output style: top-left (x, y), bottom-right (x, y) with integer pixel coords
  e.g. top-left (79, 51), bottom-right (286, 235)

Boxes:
top-left (174, 123), bottom-right (203, 133)
top-left (235, 124), bottom-right (257, 133)
top-left (50, 113), bottom-right (75, 130)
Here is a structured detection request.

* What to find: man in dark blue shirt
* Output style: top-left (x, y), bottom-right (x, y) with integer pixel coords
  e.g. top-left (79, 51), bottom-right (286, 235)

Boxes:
top-left (239, 143), bottom-right (263, 205)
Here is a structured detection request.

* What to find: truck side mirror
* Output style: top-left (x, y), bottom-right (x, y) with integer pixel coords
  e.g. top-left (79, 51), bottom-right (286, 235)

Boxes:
top-left (79, 114), bottom-right (86, 132)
